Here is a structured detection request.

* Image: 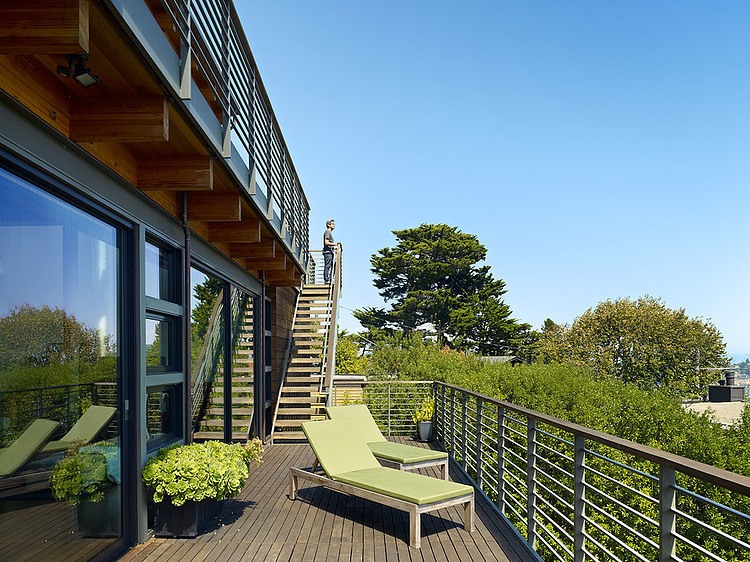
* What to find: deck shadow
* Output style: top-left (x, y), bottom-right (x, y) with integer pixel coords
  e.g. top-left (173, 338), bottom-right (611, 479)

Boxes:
top-left (293, 484), bottom-right (465, 543)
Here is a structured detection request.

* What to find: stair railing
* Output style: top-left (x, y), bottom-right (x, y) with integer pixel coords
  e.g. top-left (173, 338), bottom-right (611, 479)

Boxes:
top-left (322, 247), bottom-right (342, 400)
top-left (269, 279), bottom-right (305, 439)
top-left (190, 288), bottom-right (225, 427)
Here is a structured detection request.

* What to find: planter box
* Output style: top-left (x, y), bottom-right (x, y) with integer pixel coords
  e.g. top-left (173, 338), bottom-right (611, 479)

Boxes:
top-left (154, 498), bottom-right (224, 538)
top-left (419, 421), bottom-right (433, 441)
top-left (77, 485), bottom-right (119, 538)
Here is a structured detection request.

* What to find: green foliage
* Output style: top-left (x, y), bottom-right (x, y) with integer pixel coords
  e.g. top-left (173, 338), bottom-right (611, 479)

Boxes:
top-left (354, 223), bottom-right (530, 355)
top-left (365, 340), bottom-right (750, 560)
top-left (50, 442), bottom-right (117, 505)
top-left (191, 278), bottom-right (223, 341)
top-left (335, 332), bottom-right (369, 374)
top-left (368, 339), bottom-right (749, 476)
top-left (142, 439), bottom-right (263, 506)
top-left (0, 304), bottom-right (113, 371)
top-left (412, 398), bottom-right (435, 423)
top-left (536, 296), bottom-right (729, 398)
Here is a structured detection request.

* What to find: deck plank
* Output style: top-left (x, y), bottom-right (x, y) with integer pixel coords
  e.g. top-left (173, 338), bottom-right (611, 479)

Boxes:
top-left (118, 437), bottom-right (534, 562)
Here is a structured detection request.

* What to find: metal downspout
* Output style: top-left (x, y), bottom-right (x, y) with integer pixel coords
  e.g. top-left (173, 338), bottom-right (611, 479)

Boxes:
top-left (182, 192), bottom-right (192, 443)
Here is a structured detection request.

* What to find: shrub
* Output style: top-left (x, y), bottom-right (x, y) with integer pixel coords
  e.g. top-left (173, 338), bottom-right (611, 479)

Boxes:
top-left (142, 439), bottom-right (263, 506)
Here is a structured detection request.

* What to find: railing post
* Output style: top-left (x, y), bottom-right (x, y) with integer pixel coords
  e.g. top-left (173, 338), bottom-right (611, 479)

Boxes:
top-left (476, 398), bottom-right (483, 489)
top-left (65, 386), bottom-right (71, 429)
top-left (438, 383), bottom-right (446, 443)
top-left (449, 386), bottom-right (456, 455)
top-left (659, 466), bottom-right (677, 562)
top-left (179, 0), bottom-right (192, 99)
top-left (220, 0), bottom-right (231, 157)
top-left (387, 383), bottom-right (392, 437)
top-left (460, 392), bottom-right (468, 469)
top-left (527, 417), bottom-right (537, 549)
top-left (497, 404), bottom-right (505, 510)
top-left (574, 434), bottom-right (586, 562)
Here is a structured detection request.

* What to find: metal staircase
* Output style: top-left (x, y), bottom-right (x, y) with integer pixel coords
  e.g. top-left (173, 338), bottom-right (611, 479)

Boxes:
top-left (271, 249), bottom-right (342, 443)
top-left (192, 289), bottom-right (255, 442)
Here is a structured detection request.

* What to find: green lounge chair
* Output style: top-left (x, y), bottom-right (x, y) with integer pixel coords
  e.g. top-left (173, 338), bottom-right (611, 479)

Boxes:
top-left (326, 404), bottom-right (449, 479)
top-left (290, 419), bottom-right (474, 548)
top-left (0, 419), bottom-right (61, 478)
top-left (40, 405), bottom-right (117, 454)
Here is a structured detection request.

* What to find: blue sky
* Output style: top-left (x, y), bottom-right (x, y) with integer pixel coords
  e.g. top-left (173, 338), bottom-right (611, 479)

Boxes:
top-left (237, 2), bottom-right (750, 356)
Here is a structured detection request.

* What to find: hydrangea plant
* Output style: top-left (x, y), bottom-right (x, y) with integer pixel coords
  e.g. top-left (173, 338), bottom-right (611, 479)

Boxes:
top-left (142, 439), bottom-right (263, 506)
top-left (50, 441), bottom-right (117, 505)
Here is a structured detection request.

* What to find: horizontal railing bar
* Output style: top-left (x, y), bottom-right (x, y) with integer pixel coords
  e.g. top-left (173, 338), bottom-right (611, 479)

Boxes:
top-left (583, 482), bottom-right (658, 528)
top-left (535, 507), bottom-right (574, 545)
top-left (535, 451), bottom-right (574, 481)
top-left (583, 499), bottom-right (658, 551)
top-left (673, 485), bottom-right (750, 523)
top-left (534, 526), bottom-right (570, 562)
top-left (583, 462), bottom-right (659, 506)
top-left (673, 532), bottom-right (727, 562)
top-left (535, 438), bottom-right (574, 465)
top-left (584, 447), bottom-right (659, 483)
top-left (536, 426), bottom-right (574, 448)
top-left (673, 508), bottom-right (750, 551)
top-left (503, 498), bottom-right (526, 525)
top-left (533, 486), bottom-right (574, 529)
top-left (582, 514), bottom-right (652, 562)
top-left (534, 473), bottom-right (574, 510)
top-left (439, 382), bottom-right (750, 494)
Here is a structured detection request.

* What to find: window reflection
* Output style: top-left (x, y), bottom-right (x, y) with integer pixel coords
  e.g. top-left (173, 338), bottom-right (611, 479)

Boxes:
top-left (0, 168), bottom-right (122, 558)
top-left (146, 317), bottom-right (179, 372)
top-left (190, 269), bottom-right (225, 440)
top-left (146, 387), bottom-right (180, 450)
top-left (145, 240), bottom-right (178, 303)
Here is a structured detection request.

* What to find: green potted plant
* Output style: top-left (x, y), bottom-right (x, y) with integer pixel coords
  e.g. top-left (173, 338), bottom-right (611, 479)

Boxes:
top-left (413, 398), bottom-right (435, 441)
top-left (142, 438), bottom-right (263, 537)
top-left (49, 441), bottom-right (119, 537)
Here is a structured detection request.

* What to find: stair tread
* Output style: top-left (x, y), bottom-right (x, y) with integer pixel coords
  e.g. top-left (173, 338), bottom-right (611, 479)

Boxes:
top-left (207, 408), bottom-right (254, 415)
top-left (193, 432), bottom-right (250, 441)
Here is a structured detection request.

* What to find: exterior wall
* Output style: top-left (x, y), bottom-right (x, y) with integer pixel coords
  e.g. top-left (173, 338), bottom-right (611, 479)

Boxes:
top-left (269, 286), bottom-right (299, 405)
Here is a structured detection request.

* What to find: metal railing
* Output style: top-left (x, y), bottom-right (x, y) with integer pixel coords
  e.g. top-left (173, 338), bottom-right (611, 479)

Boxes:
top-left (307, 249), bottom-right (344, 290)
top-left (433, 382), bottom-right (750, 562)
top-left (330, 380), bottom-right (432, 437)
top-left (149, 0), bottom-right (310, 266)
top-left (190, 287), bottom-right (225, 425)
top-left (0, 382), bottom-right (117, 446)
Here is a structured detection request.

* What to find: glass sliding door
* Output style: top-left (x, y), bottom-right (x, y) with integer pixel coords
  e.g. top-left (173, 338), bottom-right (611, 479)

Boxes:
top-left (230, 287), bottom-right (255, 440)
top-left (190, 268), bottom-right (225, 440)
top-left (0, 168), bottom-right (123, 560)
top-left (190, 268), bottom-right (258, 442)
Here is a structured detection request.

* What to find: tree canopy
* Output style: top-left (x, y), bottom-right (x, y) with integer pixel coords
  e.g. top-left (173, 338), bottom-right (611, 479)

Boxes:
top-left (355, 223), bottom-right (530, 355)
top-left (0, 304), bottom-right (108, 370)
top-left (536, 296), bottom-right (729, 397)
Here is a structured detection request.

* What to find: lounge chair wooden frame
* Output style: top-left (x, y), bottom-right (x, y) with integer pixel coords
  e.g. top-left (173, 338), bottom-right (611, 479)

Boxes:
top-left (289, 467), bottom-right (473, 549)
top-left (291, 419), bottom-right (474, 549)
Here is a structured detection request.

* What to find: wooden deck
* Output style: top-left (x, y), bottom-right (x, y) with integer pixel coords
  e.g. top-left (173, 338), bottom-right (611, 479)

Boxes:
top-left (119, 437), bottom-right (535, 562)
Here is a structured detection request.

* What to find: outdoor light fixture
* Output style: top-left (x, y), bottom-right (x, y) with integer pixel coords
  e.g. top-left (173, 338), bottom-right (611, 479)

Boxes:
top-left (57, 55), bottom-right (99, 87)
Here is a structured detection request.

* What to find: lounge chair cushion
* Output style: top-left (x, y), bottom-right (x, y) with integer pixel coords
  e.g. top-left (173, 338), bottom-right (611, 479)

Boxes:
top-left (0, 419), bottom-right (60, 477)
top-left (366, 441), bottom-right (447, 464)
top-left (327, 404), bottom-right (449, 464)
top-left (41, 405), bottom-right (117, 454)
top-left (334, 466), bottom-right (472, 505)
top-left (326, 404), bottom-right (386, 443)
top-left (303, 418), bottom-right (381, 476)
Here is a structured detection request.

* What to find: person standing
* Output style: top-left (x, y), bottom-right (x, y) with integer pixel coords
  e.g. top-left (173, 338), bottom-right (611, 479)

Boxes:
top-left (322, 219), bottom-right (338, 283)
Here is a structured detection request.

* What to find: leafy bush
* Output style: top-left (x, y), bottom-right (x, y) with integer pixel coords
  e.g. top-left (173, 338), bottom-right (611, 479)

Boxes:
top-left (365, 337), bottom-right (749, 476)
top-left (50, 442), bottom-right (118, 505)
top-left (142, 439), bottom-right (263, 506)
top-left (412, 398), bottom-right (435, 423)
